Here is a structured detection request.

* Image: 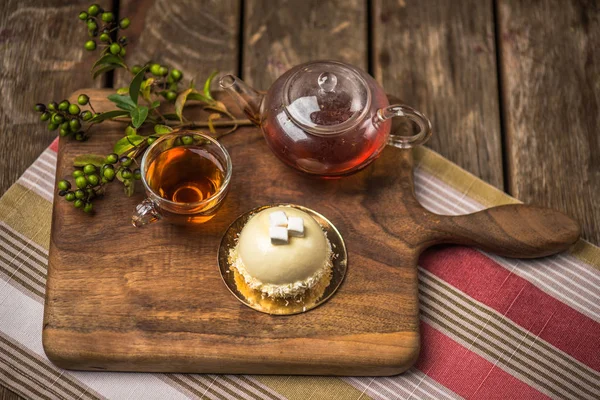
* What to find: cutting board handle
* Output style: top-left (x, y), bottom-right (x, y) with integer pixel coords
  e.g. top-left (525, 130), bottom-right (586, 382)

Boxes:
top-left (423, 204), bottom-right (581, 258)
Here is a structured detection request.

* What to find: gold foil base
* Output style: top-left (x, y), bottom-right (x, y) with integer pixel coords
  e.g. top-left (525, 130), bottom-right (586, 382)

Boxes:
top-left (218, 204), bottom-right (348, 315)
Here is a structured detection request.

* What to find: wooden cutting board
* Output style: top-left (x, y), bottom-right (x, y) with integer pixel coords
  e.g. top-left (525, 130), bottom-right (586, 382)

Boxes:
top-left (43, 90), bottom-right (580, 376)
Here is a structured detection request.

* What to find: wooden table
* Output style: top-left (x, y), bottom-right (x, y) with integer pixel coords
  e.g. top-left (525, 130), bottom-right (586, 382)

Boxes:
top-left (0, 0), bottom-right (598, 398)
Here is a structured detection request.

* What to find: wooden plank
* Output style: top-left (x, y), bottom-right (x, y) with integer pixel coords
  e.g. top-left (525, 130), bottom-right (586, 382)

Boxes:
top-left (373, 0), bottom-right (504, 189)
top-left (115, 0), bottom-right (241, 88)
top-left (0, 0), bottom-right (110, 196)
top-left (497, 0), bottom-right (600, 245)
top-left (243, 0), bottom-right (368, 88)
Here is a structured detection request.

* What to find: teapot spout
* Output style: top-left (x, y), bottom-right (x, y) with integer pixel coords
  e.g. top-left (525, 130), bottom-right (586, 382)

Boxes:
top-left (219, 75), bottom-right (263, 125)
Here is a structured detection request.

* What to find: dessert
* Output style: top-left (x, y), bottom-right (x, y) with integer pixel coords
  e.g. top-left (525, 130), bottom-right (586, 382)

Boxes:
top-left (228, 206), bottom-right (334, 310)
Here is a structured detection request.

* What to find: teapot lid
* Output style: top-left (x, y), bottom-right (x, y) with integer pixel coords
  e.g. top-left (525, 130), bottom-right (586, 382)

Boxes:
top-left (283, 60), bottom-right (371, 135)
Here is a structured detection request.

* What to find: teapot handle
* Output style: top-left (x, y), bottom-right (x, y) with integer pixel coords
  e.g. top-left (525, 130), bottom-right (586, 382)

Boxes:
top-left (377, 104), bottom-right (432, 149)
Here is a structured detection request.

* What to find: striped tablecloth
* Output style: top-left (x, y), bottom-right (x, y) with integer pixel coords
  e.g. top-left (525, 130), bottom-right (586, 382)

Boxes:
top-left (1, 140), bottom-right (599, 400)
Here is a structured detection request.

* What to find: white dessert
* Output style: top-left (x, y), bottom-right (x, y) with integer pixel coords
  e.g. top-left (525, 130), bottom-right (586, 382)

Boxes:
top-left (229, 206), bottom-right (333, 298)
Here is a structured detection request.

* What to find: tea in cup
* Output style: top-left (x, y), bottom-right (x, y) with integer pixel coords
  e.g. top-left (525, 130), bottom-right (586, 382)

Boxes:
top-left (132, 131), bottom-right (232, 227)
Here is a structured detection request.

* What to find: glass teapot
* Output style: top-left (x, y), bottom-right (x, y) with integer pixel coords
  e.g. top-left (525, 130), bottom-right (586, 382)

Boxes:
top-left (219, 60), bottom-right (432, 177)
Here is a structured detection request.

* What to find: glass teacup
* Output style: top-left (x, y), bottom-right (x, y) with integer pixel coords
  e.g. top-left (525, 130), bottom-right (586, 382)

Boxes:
top-left (132, 131), bottom-right (232, 227)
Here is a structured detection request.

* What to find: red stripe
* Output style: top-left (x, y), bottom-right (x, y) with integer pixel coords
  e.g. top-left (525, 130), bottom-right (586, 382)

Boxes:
top-left (420, 246), bottom-right (600, 370)
top-left (49, 138), bottom-right (59, 153)
top-left (417, 322), bottom-right (549, 399)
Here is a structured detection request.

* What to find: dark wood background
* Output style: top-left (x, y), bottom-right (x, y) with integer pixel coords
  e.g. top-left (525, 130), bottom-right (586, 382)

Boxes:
top-left (0, 0), bottom-right (598, 397)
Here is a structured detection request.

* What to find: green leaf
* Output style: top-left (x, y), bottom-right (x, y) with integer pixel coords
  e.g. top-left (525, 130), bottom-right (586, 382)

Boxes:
top-left (175, 88), bottom-right (193, 122)
top-left (129, 66), bottom-right (147, 105)
top-left (187, 91), bottom-right (212, 103)
top-left (154, 124), bottom-right (173, 135)
top-left (113, 135), bottom-right (145, 155)
top-left (92, 65), bottom-right (116, 79)
top-left (150, 100), bottom-right (160, 109)
top-left (88, 109), bottom-right (130, 123)
top-left (131, 106), bottom-right (149, 128)
top-left (125, 125), bottom-right (137, 136)
top-left (107, 94), bottom-right (137, 111)
top-left (93, 54), bottom-right (126, 70)
top-left (116, 87), bottom-right (129, 95)
top-left (73, 154), bottom-right (105, 168)
top-left (203, 70), bottom-right (218, 100)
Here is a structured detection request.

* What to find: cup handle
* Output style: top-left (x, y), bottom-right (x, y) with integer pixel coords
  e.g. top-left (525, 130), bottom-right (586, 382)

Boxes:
top-left (132, 198), bottom-right (162, 227)
top-left (377, 104), bottom-right (432, 149)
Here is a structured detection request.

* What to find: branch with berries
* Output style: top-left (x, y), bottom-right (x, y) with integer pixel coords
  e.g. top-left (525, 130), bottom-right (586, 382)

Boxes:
top-left (34, 3), bottom-right (250, 214)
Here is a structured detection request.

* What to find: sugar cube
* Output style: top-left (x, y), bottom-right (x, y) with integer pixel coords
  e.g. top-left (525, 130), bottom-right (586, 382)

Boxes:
top-left (269, 211), bottom-right (288, 227)
top-left (287, 216), bottom-right (304, 237)
top-left (269, 226), bottom-right (289, 244)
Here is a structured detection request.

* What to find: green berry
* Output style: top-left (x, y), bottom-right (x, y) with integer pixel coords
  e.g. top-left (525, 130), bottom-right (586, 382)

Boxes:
top-left (119, 47), bottom-right (126, 57)
top-left (133, 169), bottom-right (142, 180)
top-left (40, 112), bottom-right (51, 122)
top-left (170, 69), bottom-right (182, 81)
top-left (77, 94), bottom-right (89, 106)
top-left (101, 12), bottom-right (114, 22)
top-left (166, 91), bottom-right (177, 101)
top-left (119, 17), bottom-right (131, 29)
top-left (72, 170), bottom-right (84, 178)
top-left (181, 135), bottom-right (193, 145)
top-left (34, 103), bottom-right (46, 112)
top-left (58, 190), bottom-right (67, 197)
top-left (103, 168), bottom-right (115, 181)
top-left (131, 65), bottom-right (142, 74)
top-left (58, 100), bottom-right (69, 111)
top-left (147, 137), bottom-right (156, 145)
top-left (75, 176), bottom-right (88, 189)
top-left (86, 188), bottom-right (96, 199)
top-left (74, 199), bottom-right (84, 209)
top-left (47, 102), bottom-right (57, 111)
top-left (99, 33), bottom-right (110, 42)
top-left (118, 36), bottom-right (127, 45)
top-left (75, 132), bottom-right (85, 141)
top-left (109, 43), bottom-right (121, 55)
top-left (59, 128), bottom-right (69, 137)
top-left (61, 121), bottom-right (70, 130)
top-left (121, 168), bottom-right (133, 179)
top-left (51, 114), bottom-right (64, 124)
top-left (75, 189), bottom-right (86, 199)
top-left (159, 66), bottom-right (168, 76)
top-left (79, 11), bottom-right (88, 20)
top-left (83, 202), bottom-right (93, 213)
top-left (88, 29), bottom-right (98, 38)
top-left (58, 180), bottom-right (71, 191)
top-left (106, 153), bottom-right (118, 164)
top-left (68, 104), bottom-right (80, 115)
top-left (87, 20), bottom-right (98, 31)
top-left (69, 119), bottom-right (80, 132)
top-left (88, 4), bottom-right (100, 16)
top-left (80, 110), bottom-right (93, 121)
top-left (83, 164), bottom-right (96, 175)
top-left (65, 191), bottom-right (76, 202)
top-left (120, 157), bottom-right (133, 167)
top-left (84, 40), bottom-right (96, 51)
top-left (150, 63), bottom-right (162, 76)
top-left (48, 122), bottom-right (59, 131)
top-left (87, 174), bottom-right (99, 186)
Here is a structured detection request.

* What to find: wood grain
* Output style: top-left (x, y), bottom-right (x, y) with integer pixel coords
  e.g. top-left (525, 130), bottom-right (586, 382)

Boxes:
top-left (42, 89), bottom-right (579, 375)
top-left (115, 0), bottom-right (241, 88)
top-left (497, 0), bottom-right (600, 245)
top-left (243, 0), bottom-right (367, 88)
top-left (373, 0), bottom-right (504, 189)
top-left (0, 387), bottom-right (21, 400)
top-left (0, 0), bottom-right (110, 197)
